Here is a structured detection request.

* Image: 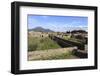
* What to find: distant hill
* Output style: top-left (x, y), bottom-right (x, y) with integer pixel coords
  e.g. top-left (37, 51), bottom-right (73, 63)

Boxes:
top-left (28, 27), bottom-right (54, 32)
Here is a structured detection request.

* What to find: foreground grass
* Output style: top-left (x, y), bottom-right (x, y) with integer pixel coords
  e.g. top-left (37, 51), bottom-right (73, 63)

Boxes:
top-left (28, 47), bottom-right (78, 60)
top-left (28, 36), bottom-right (61, 51)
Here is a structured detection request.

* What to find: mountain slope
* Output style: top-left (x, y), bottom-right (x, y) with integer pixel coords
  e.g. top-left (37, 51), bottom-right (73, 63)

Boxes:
top-left (29, 27), bottom-right (54, 32)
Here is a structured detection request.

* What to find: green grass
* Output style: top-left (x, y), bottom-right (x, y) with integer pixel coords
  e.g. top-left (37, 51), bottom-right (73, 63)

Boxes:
top-left (28, 36), bottom-right (61, 51)
top-left (63, 35), bottom-right (70, 40)
top-left (69, 38), bottom-right (85, 44)
top-left (62, 35), bottom-right (85, 44)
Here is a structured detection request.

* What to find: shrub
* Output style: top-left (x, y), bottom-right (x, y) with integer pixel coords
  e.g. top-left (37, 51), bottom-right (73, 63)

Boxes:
top-left (28, 43), bottom-right (38, 51)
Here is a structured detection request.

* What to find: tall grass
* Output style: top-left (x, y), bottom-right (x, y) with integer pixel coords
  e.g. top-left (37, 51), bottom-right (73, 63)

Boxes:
top-left (62, 35), bottom-right (85, 44)
top-left (28, 47), bottom-right (77, 60)
top-left (28, 36), bottom-right (61, 51)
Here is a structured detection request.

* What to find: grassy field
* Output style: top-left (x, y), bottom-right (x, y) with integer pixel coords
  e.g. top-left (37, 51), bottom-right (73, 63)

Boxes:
top-left (62, 35), bottom-right (85, 44)
top-left (28, 47), bottom-right (78, 60)
top-left (28, 36), bottom-right (61, 51)
top-left (28, 33), bottom-right (80, 60)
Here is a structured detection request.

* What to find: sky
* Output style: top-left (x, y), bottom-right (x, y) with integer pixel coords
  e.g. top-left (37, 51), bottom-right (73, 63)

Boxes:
top-left (28, 15), bottom-right (88, 32)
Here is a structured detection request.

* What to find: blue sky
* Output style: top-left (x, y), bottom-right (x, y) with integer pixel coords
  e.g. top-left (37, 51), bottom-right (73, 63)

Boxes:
top-left (28, 15), bottom-right (88, 32)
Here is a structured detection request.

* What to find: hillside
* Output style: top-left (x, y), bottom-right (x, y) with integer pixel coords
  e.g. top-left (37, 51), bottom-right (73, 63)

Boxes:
top-left (29, 27), bottom-right (54, 32)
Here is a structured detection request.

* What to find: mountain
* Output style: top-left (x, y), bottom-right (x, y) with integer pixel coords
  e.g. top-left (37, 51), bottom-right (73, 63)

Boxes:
top-left (28, 27), bottom-right (54, 32)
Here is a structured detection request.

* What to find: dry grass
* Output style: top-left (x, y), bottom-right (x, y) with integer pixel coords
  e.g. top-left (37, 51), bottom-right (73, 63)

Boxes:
top-left (28, 35), bottom-right (61, 51)
top-left (28, 47), bottom-right (77, 60)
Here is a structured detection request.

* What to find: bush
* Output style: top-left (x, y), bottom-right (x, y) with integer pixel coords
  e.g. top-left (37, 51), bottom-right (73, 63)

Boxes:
top-left (28, 43), bottom-right (38, 51)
